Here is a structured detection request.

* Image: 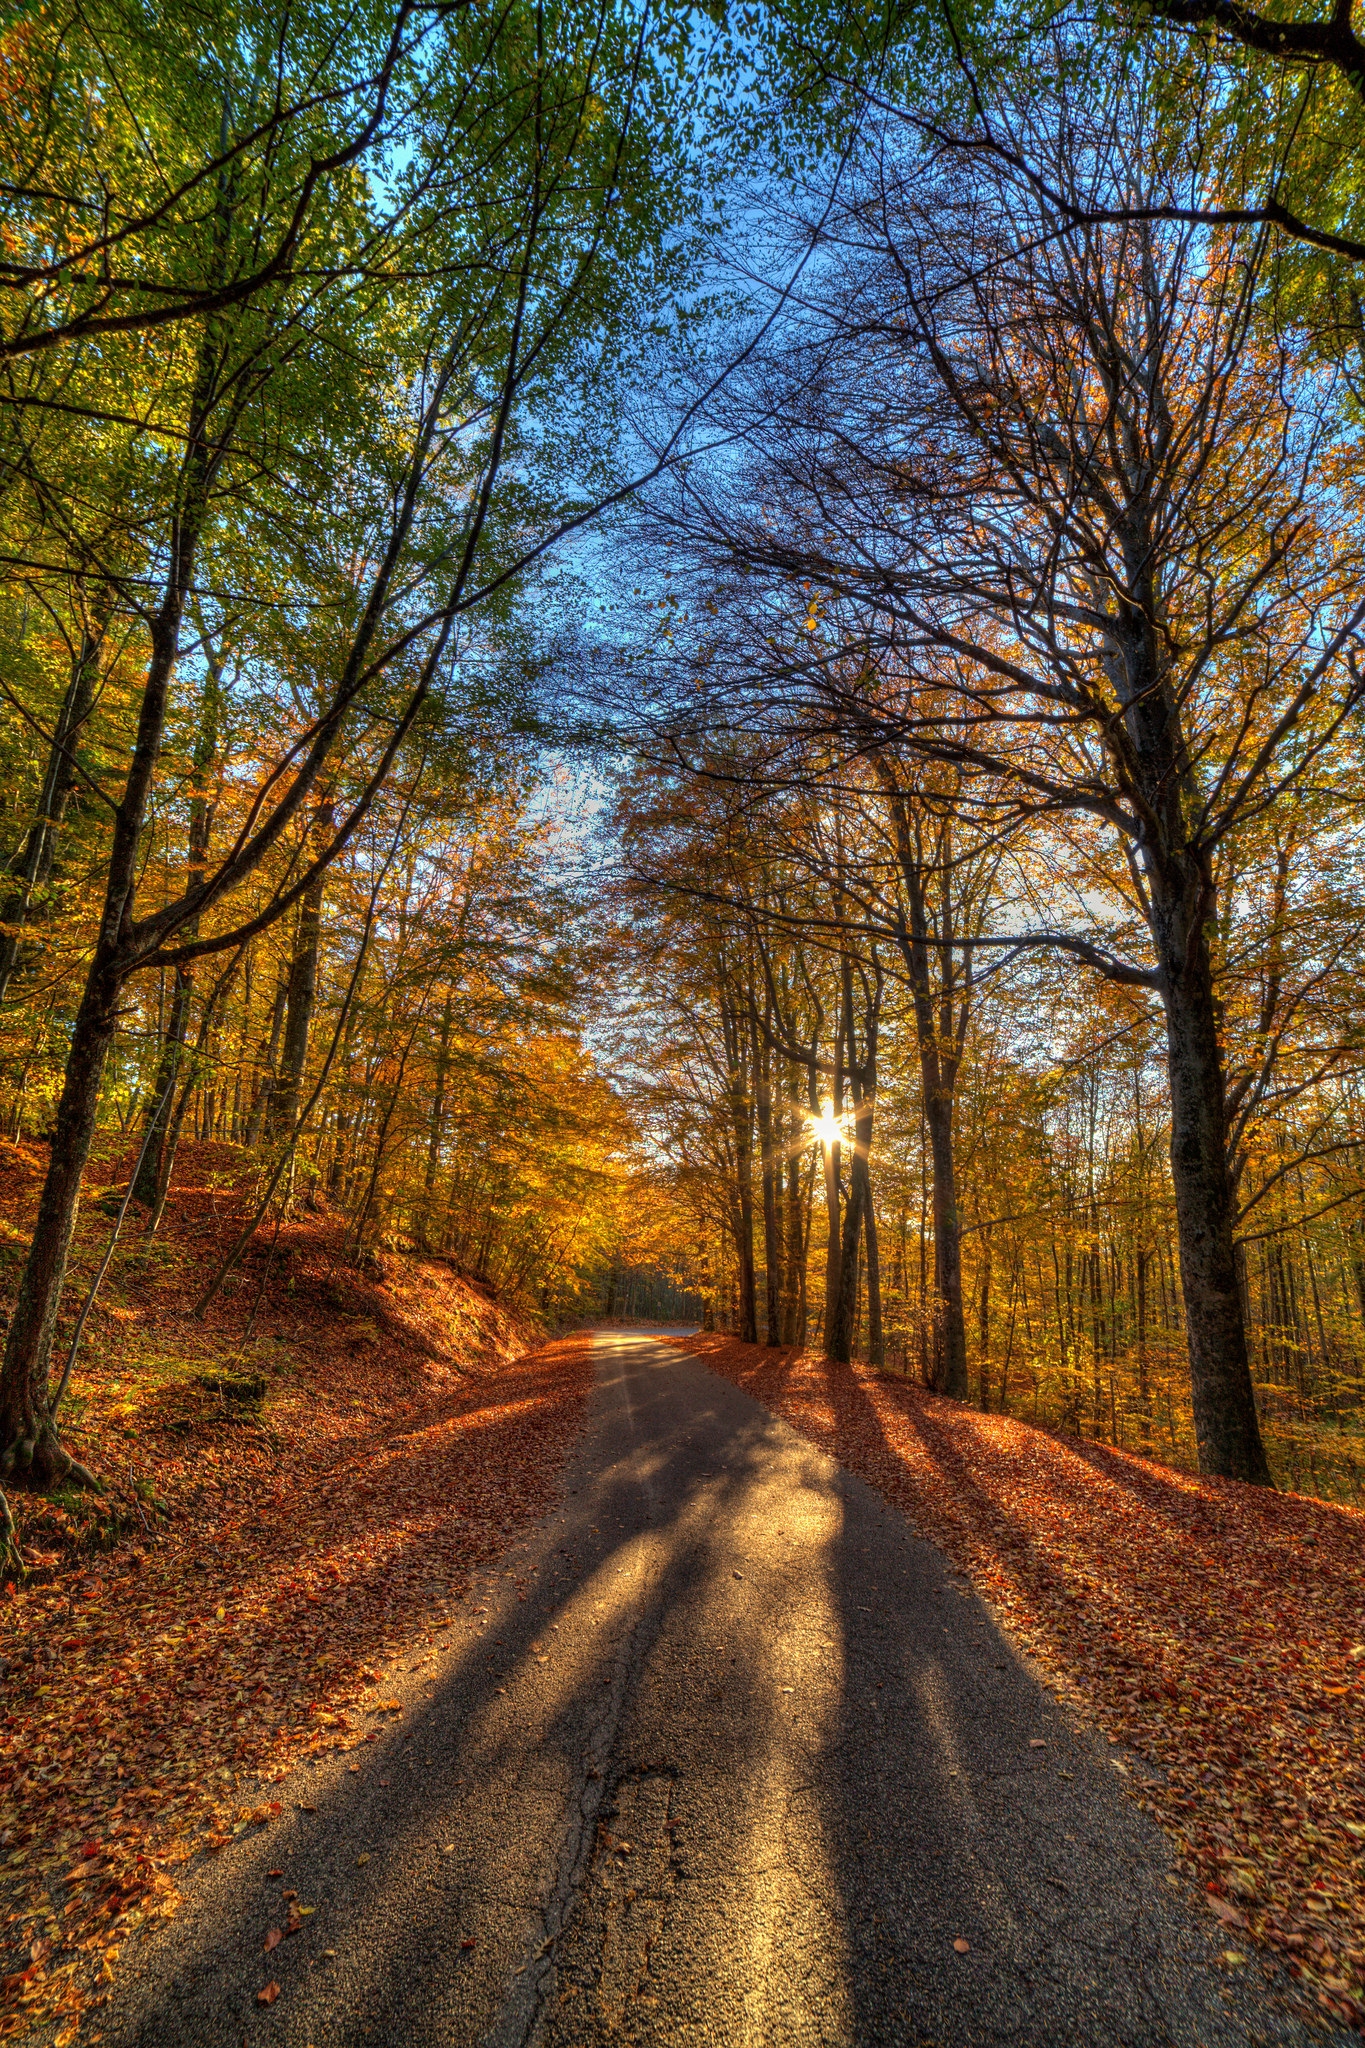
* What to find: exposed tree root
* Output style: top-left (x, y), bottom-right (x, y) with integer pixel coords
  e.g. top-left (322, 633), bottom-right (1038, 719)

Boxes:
top-left (0, 1420), bottom-right (102, 1494)
top-left (0, 1487), bottom-right (21, 1577)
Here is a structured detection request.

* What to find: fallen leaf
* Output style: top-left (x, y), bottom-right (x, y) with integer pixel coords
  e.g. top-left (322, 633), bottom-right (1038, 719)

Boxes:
top-left (683, 1335), bottom-right (1365, 2027)
top-left (258, 1981), bottom-right (280, 2005)
top-left (264, 1928), bottom-right (283, 1952)
top-left (954, 1938), bottom-right (970, 1953)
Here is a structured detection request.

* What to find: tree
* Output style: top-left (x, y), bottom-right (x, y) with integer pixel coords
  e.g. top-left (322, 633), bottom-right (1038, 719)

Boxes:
top-left (0, 0), bottom-right (733, 1488)
top-left (664, 73), bottom-right (1365, 1480)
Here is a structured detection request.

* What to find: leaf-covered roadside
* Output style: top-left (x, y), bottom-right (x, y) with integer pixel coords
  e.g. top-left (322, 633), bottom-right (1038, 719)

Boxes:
top-left (680, 1334), bottom-right (1365, 2032)
top-left (0, 1195), bottom-right (594, 2048)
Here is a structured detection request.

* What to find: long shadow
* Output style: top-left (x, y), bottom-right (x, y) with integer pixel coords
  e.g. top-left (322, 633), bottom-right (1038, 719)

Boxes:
top-left (102, 1334), bottom-right (807, 2045)
top-left (2, 1341), bottom-right (595, 1985)
top-left (810, 1417), bottom-right (1332, 2048)
top-left (675, 1347), bottom-right (1346, 2043)
top-left (672, 1342), bottom-right (1324, 2044)
top-left (102, 1336), bottom-right (1340, 2048)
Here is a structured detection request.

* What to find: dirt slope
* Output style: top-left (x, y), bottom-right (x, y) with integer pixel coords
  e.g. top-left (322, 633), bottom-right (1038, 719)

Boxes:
top-left (0, 1141), bottom-right (594, 2045)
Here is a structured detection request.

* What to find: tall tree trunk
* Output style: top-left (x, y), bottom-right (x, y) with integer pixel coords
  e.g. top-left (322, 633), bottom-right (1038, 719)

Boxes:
top-left (0, 297), bottom-right (219, 1483)
top-left (0, 962), bottom-right (122, 1482)
top-left (132, 628), bottom-right (224, 1211)
top-left (419, 990), bottom-right (455, 1246)
top-left (827, 1093), bottom-right (870, 1363)
top-left (796, 1154), bottom-right (814, 1346)
top-left (246, 978), bottom-right (289, 1144)
top-left (864, 1185), bottom-right (884, 1368)
top-left (876, 772), bottom-right (972, 1398)
top-left (719, 979), bottom-right (757, 1344)
top-left (827, 953), bottom-right (879, 1364)
top-left (270, 811), bottom-right (330, 1135)
top-left (730, 1154), bottom-right (758, 1345)
top-left (782, 1066), bottom-right (806, 1343)
top-left (1158, 906), bottom-right (1271, 1483)
top-left (0, 600), bottom-right (107, 1005)
top-left (819, 1021), bottom-right (844, 1354)
top-left (754, 1016), bottom-right (782, 1345)
top-left (924, 1084), bottom-right (968, 1397)
top-left (978, 1226), bottom-right (992, 1409)
top-left (1135, 1244), bottom-right (1151, 1447)
top-left (132, 966), bottom-right (194, 1212)
top-left (145, 950), bottom-right (242, 1236)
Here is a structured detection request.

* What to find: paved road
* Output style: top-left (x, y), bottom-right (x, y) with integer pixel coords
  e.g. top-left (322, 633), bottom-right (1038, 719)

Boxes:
top-left (103, 1333), bottom-right (1338, 2047)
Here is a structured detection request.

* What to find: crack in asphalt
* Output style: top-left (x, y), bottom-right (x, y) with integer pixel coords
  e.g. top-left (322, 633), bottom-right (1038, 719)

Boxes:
top-left (487, 1561), bottom-right (664, 2047)
top-left (96, 1332), bottom-right (1352, 2048)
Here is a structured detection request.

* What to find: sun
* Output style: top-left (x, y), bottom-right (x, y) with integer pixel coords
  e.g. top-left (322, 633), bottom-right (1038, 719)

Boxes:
top-left (810, 1105), bottom-right (842, 1148)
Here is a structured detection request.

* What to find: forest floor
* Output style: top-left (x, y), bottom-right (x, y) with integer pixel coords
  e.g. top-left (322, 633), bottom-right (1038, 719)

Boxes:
top-left (0, 1139), bottom-right (594, 2047)
top-left (680, 1333), bottom-right (1365, 2035)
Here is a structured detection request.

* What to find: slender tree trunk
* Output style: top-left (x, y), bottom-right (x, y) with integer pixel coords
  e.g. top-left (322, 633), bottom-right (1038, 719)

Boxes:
top-left (827, 956), bottom-right (877, 1367)
top-left (0, 600), bottom-right (107, 1006)
top-left (781, 1068), bottom-right (805, 1342)
top-left (420, 990), bottom-right (454, 1245)
top-left (146, 950), bottom-right (242, 1237)
top-left (134, 625), bottom-right (225, 1211)
top-left (864, 1186), bottom-right (884, 1368)
top-left (819, 1019), bottom-right (844, 1354)
top-left (796, 1153), bottom-right (813, 1346)
top-left (917, 1121), bottom-right (929, 1384)
top-left (1136, 1245), bottom-right (1152, 1449)
top-left (978, 1226), bottom-right (992, 1410)
top-left (754, 1025), bottom-right (782, 1345)
top-left (731, 1162), bottom-right (758, 1345)
top-left (0, 962), bottom-right (121, 1482)
top-left (827, 1101), bottom-right (870, 1363)
top-left (0, 350), bottom-right (214, 1482)
top-left (247, 978), bottom-right (289, 1144)
top-left (876, 770), bottom-right (972, 1396)
top-left (270, 818), bottom-right (329, 1135)
top-left (131, 965), bottom-right (194, 1210)
top-left (924, 1087), bottom-right (968, 1397)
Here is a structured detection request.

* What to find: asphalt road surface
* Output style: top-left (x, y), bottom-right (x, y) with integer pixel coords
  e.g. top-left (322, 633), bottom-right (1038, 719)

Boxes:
top-left (102, 1331), bottom-right (1342, 2047)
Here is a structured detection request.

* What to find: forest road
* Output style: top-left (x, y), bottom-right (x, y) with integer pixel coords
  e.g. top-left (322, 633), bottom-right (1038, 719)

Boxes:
top-left (101, 1332), bottom-right (1341, 2048)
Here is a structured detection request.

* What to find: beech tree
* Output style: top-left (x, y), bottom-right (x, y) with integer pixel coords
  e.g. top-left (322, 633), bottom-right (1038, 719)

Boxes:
top-left (0, 0), bottom-right (731, 1488)
top-left (660, 76), bottom-right (1365, 1481)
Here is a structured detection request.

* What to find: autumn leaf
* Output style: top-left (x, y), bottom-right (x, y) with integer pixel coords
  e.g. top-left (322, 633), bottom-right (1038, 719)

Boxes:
top-left (686, 1335), bottom-right (1365, 2028)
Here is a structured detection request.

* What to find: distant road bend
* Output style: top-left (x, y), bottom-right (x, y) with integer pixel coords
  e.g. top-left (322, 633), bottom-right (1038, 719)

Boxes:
top-left (104, 1332), bottom-right (1341, 2047)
